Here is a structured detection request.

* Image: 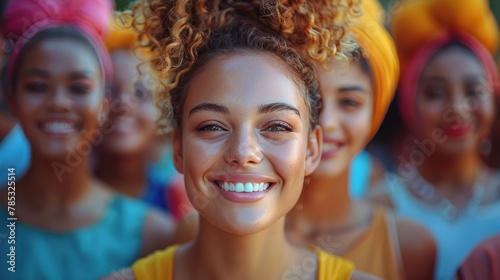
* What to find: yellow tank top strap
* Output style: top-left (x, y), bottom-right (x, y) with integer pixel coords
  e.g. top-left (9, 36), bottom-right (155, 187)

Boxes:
top-left (132, 245), bottom-right (178, 280)
top-left (316, 248), bottom-right (355, 280)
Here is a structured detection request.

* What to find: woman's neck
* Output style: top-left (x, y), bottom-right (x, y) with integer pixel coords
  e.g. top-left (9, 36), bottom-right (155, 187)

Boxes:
top-left (17, 151), bottom-right (93, 212)
top-left (94, 150), bottom-right (148, 197)
top-left (182, 217), bottom-right (309, 280)
top-left (418, 150), bottom-right (484, 189)
top-left (292, 169), bottom-right (355, 225)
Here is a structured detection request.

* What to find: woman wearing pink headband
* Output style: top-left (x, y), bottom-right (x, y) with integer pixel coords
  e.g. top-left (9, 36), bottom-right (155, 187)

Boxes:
top-left (0, 0), bottom-right (178, 278)
top-left (369, 0), bottom-right (500, 279)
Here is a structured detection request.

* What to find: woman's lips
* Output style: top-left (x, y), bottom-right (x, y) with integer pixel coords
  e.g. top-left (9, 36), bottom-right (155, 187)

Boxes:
top-left (321, 138), bottom-right (344, 159)
top-left (210, 174), bottom-right (276, 203)
top-left (442, 124), bottom-right (472, 138)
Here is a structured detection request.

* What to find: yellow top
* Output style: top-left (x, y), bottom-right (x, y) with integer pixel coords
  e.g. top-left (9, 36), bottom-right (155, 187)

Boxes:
top-left (132, 245), bottom-right (355, 280)
top-left (343, 208), bottom-right (404, 280)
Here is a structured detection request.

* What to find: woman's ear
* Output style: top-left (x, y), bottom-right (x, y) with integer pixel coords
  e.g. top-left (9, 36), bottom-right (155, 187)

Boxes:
top-left (173, 129), bottom-right (184, 174)
top-left (304, 125), bottom-right (322, 176)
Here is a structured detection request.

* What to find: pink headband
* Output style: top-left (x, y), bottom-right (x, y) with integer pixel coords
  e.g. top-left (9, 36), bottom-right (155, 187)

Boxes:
top-left (398, 32), bottom-right (500, 126)
top-left (1, 0), bottom-right (113, 88)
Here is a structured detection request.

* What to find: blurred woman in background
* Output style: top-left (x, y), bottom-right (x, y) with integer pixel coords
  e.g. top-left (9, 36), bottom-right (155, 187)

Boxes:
top-left (286, 1), bottom-right (436, 279)
top-left (368, 0), bottom-right (500, 278)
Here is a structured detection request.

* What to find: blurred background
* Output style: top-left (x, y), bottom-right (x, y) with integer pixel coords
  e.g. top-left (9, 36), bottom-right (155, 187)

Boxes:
top-left (114, 0), bottom-right (500, 57)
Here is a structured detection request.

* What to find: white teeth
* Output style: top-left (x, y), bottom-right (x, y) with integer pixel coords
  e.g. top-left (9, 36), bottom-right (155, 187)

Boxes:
top-left (244, 182), bottom-right (253, 192)
top-left (322, 143), bottom-right (339, 150)
top-left (218, 182), bottom-right (271, 193)
top-left (235, 183), bottom-right (244, 193)
top-left (43, 122), bottom-right (75, 133)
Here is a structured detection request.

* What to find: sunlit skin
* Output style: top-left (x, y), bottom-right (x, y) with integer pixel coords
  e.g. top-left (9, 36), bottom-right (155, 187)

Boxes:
top-left (415, 47), bottom-right (495, 158)
top-left (286, 59), bottom-right (437, 280)
top-left (0, 37), bottom-right (175, 258)
top-left (177, 53), bottom-right (320, 235)
top-left (171, 52), bottom-right (324, 279)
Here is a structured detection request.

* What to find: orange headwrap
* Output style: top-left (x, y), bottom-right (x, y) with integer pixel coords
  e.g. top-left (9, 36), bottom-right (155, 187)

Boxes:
top-left (105, 15), bottom-right (149, 58)
top-left (392, 0), bottom-right (499, 70)
top-left (391, 0), bottom-right (500, 126)
top-left (351, 0), bottom-right (399, 139)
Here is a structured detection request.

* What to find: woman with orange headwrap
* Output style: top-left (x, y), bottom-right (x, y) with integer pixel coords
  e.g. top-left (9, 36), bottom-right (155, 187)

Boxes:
top-left (285, 0), bottom-right (436, 279)
top-left (369, 0), bottom-right (500, 279)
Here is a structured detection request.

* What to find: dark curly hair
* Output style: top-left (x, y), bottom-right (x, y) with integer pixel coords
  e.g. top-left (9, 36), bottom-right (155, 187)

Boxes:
top-left (122, 0), bottom-right (360, 132)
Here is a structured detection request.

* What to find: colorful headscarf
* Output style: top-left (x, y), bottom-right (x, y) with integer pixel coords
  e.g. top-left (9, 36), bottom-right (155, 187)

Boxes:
top-left (1, 0), bottom-right (114, 88)
top-left (391, 0), bottom-right (500, 126)
top-left (105, 15), bottom-right (149, 59)
top-left (351, 0), bottom-right (399, 138)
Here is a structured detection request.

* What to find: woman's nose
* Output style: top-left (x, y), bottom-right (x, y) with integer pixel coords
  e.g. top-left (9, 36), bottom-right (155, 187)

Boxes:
top-left (224, 126), bottom-right (263, 168)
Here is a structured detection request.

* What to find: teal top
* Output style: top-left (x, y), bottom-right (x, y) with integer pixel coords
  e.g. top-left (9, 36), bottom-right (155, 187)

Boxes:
top-left (349, 150), bottom-right (372, 199)
top-left (0, 195), bottom-right (149, 280)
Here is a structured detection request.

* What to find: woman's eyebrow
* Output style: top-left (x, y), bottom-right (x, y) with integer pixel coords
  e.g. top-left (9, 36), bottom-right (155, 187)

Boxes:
top-left (258, 102), bottom-right (300, 117)
top-left (69, 71), bottom-right (95, 80)
top-left (337, 85), bottom-right (368, 93)
top-left (189, 102), bottom-right (229, 117)
top-left (24, 68), bottom-right (49, 78)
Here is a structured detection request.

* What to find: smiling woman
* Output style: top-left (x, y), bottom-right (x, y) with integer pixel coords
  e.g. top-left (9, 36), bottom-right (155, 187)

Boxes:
top-left (0, 0), bottom-right (179, 279)
top-left (367, 0), bottom-right (500, 279)
top-left (102, 0), bottom-right (379, 279)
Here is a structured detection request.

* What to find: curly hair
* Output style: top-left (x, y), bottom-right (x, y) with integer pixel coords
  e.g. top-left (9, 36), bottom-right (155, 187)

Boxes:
top-left (122, 0), bottom-right (360, 132)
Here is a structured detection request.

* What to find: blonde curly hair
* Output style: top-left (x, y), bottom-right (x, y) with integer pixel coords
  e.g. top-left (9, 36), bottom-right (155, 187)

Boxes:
top-left (122, 0), bottom-right (360, 132)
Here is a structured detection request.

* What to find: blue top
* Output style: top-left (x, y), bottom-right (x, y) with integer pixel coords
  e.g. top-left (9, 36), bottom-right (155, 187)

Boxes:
top-left (0, 195), bottom-right (149, 280)
top-left (142, 146), bottom-right (180, 213)
top-left (385, 172), bottom-right (500, 280)
top-left (0, 124), bottom-right (31, 187)
top-left (349, 150), bottom-right (372, 199)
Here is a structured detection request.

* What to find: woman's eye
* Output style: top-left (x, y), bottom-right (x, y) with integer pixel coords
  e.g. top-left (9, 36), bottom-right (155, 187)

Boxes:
top-left (264, 121), bottom-right (293, 133)
top-left (71, 84), bottom-right (91, 94)
top-left (424, 88), bottom-right (447, 100)
top-left (467, 84), bottom-right (490, 97)
top-left (339, 99), bottom-right (360, 108)
top-left (196, 122), bottom-right (226, 132)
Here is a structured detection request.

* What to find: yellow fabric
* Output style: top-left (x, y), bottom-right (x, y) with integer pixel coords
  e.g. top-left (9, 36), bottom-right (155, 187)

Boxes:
top-left (316, 248), bottom-right (355, 280)
top-left (351, 0), bottom-right (399, 138)
top-left (132, 245), bottom-right (176, 280)
top-left (132, 245), bottom-right (354, 280)
top-left (391, 0), bottom-right (500, 69)
top-left (105, 14), bottom-right (149, 58)
top-left (343, 208), bottom-right (403, 280)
